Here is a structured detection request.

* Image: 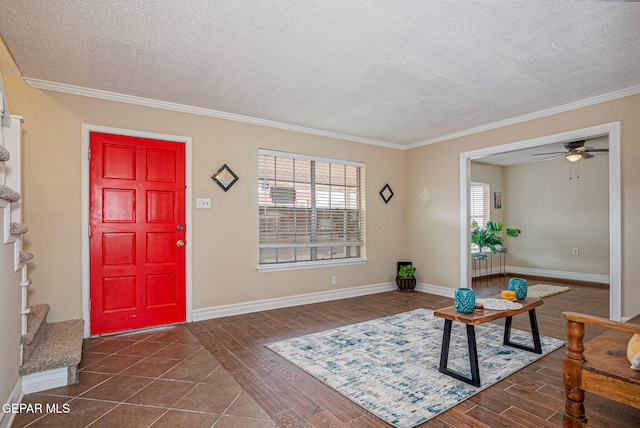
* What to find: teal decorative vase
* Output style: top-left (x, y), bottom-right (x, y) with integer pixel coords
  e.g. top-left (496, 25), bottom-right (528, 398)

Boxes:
top-left (508, 278), bottom-right (528, 300)
top-left (454, 288), bottom-right (476, 313)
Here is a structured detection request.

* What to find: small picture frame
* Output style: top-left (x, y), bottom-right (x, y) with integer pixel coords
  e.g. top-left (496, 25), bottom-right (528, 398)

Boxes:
top-left (380, 184), bottom-right (394, 204)
top-left (494, 192), bottom-right (502, 209)
top-left (212, 164), bottom-right (239, 192)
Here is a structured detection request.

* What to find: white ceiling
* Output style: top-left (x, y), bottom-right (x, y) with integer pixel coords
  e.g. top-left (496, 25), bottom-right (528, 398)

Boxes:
top-left (1, 1), bottom-right (639, 148)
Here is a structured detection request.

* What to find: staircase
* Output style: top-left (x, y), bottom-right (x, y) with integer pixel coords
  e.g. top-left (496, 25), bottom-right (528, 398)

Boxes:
top-left (1, 79), bottom-right (84, 395)
top-left (20, 304), bottom-right (84, 389)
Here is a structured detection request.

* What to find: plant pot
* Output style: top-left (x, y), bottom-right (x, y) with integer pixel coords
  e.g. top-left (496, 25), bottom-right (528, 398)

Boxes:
top-left (508, 278), bottom-right (528, 300)
top-left (396, 276), bottom-right (416, 292)
top-left (454, 288), bottom-right (476, 313)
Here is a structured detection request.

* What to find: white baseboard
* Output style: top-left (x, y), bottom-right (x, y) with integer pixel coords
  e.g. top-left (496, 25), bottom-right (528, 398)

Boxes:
top-left (21, 367), bottom-right (68, 394)
top-left (506, 266), bottom-right (609, 284)
top-left (192, 269), bottom-right (607, 323)
top-left (471, 265), bottom-right (609, 284)
top-left (192, 282), bottom-right (397, 321)
top-left (415, 282), bottom-right (455, 298)
top-left (1, 378), bottom-right (23, 428)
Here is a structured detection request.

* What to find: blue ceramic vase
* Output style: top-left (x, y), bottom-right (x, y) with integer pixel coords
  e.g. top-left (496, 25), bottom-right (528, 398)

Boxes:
top-left (454, 288), bottom-right (476, 313)
top-left (508, 278), bottom-right (528, 300)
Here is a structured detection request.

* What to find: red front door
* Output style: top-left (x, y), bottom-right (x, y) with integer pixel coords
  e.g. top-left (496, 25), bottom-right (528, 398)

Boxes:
top-left (90, 132), bottom-right (186, 335)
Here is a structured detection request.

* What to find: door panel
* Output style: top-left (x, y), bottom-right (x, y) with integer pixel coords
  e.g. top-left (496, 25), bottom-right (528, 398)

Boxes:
top-left (103, 189), bottom-right (135, 221)
top-left (102, 233), bottom-right (136, 265)
top-left (147, 191), bottom-right (176, 222)
top-left (90, 132), bottom-right (186, 335)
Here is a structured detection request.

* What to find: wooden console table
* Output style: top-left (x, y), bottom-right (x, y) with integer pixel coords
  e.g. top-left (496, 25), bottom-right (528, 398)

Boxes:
top-left (563, 312), bottom-right (640, 427)
top-left (434, 296), bottom-right (543, 387)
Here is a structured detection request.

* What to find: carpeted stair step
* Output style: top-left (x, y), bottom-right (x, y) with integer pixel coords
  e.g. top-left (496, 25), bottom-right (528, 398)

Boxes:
top-left (22, 303), bottom-right (49, 346)
top-left (19, 252), bottom-right (34, 270)
top-left (0, 144), bottom-right (9, 161)
top-left (10, 222), bottom-right (28, 235)
top-left (19, 319), bottom-right (84, 381)
top-left (0, 184), bottom-right (20, 202)
top-left (20, 251), bottom-right (34, 263)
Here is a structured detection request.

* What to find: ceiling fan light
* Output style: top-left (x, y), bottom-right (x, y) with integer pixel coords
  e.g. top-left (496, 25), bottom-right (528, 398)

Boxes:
top-left (566, 152), bottom-right (582, 162)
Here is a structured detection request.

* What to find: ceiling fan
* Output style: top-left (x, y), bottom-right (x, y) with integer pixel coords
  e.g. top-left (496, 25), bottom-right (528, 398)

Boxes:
top-left (533, 140), bottom-right (609, 162)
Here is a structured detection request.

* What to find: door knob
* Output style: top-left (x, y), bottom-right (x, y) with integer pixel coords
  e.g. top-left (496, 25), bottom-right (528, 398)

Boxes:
top-left (177, 224), bottom-right (184, 231)
top-left (176, 240), bottom-right (185, 247)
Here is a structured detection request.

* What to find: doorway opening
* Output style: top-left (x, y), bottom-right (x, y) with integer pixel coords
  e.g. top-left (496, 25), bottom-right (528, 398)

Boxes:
top-left (459, 122), bottom-right (621, 320)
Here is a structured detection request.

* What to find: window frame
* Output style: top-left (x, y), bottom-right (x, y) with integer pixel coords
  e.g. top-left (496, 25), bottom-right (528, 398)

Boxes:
top-left (257, 149), bottom-right (367, 272)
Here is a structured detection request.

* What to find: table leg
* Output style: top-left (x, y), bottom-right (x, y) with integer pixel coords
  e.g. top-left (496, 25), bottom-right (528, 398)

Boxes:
top-left (472, 257), bottom-right (476, 288)
top-left (438, 320), bottom-right (481, 387)
top-left (466, 324), bottom-right (481, 385)
top-left (439, 319), bottom-right (452, 372)
top-left (503, 309), bottom-right (543, 354)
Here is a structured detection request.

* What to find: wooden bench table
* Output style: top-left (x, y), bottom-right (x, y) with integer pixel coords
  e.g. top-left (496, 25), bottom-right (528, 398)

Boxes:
top-left (434, 296), bottom-right (543, 387)
top-left (563, 312), bottom-right (640, 427)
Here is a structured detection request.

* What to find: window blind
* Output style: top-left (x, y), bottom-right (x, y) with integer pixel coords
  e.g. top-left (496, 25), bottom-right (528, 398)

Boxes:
top-left (470, 182), bottom-right (489, 228)
top-left (258, 150), bottom-right (365, 265)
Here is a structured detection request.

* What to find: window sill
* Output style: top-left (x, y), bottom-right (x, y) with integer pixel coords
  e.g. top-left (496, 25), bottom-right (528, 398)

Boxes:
top-left (257, 258), bottom-right (368, 273)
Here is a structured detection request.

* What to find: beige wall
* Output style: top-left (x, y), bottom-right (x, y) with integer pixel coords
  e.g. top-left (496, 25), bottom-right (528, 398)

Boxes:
top-left (2, 74), bottom-right (406, 323)
top-left (504, 156), bottom-right (609, 274)
top-left (4, 71), bottom-right (639, 322)
top-left (0, 207), bottom-right (22, 404)
top-left (406, 93), bottom-right (640, 318)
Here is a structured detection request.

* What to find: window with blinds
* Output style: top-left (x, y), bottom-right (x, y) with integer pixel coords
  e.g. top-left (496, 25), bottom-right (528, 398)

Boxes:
top-left (258, 150), bottom-right (365, 265)
top-left (470, 182), bottom-right (489, 228)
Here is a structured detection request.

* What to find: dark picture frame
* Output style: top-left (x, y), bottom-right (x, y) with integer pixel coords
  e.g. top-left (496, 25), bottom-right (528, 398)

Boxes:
top-left (494, 191), bottom-right (502, 209)
top-left (211, 164), bottom-right (239, 192)
top-left (379, 184), bottom-right (394, 204)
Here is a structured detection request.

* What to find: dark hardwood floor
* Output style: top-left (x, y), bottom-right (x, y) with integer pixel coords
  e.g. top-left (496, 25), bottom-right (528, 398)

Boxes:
top-left (188, 276), bottom-right (640, 427)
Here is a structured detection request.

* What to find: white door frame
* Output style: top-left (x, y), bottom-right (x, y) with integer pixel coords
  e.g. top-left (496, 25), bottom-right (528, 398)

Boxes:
top-left (81, 124), bottom-right (193, 337)
top-left (459, 122), bottom-right (621, 320)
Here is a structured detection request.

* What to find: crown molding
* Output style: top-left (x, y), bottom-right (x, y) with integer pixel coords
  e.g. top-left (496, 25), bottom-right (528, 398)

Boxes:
top-left (23, 77), bottom-right (403, 150)
top-left (406, 84), bottom-right (640, 150)
top-left (22, 78), bottom-right (640, 152)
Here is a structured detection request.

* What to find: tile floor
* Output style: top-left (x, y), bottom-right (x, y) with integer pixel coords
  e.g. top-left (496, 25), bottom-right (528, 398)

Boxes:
top-left (12, 324), bottom-right (276, 427)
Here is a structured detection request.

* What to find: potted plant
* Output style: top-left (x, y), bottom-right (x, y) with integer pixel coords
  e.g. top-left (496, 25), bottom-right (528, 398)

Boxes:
top-left (471, 220), bottom-right (521, 254)
top-left (396, 264), bottom-right (417, 292)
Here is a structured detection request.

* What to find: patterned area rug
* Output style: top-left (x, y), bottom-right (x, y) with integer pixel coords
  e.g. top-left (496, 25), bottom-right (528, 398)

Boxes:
top-left (266, 309), bottom-right (564, 428)
top-left (527, 284), bottom-right (570, 299)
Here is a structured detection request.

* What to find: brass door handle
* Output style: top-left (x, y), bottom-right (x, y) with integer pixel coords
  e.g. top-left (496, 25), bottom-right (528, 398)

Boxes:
top-left (177, 240), bottom-right (185, 247)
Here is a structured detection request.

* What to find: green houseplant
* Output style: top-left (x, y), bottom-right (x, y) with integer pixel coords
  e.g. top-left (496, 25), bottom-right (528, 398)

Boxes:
top-left (396, 264), bottom-right (417, 292)
top-left (471, 220), bottom-right (521, 254)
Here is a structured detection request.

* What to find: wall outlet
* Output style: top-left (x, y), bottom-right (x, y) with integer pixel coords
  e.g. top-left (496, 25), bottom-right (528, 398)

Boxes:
top-left (572, 247), bottom-right (579, 256)
top-left (331, 275), bottom-right (337, 285)
top-left (196, 198), bottom-right (211, 209)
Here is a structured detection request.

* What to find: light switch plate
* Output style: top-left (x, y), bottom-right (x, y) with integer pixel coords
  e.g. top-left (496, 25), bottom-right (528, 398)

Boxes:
top-left (196, 198), bottom-right (211, 208)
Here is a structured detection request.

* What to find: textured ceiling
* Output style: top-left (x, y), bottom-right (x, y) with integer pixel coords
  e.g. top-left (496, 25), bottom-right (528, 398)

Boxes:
top-left (1, 1), bottom-right (639, 147)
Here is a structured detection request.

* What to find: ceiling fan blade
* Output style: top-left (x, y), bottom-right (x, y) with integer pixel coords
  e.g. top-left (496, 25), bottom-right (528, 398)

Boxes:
top-left (585, 148), bottom-right (609, 152)
top-left (564, 140), bottom-right (587, 150)
top-left (532, 151), bottom-right (565, 156)
top-left (581, 152), bottom-right (595, 159)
